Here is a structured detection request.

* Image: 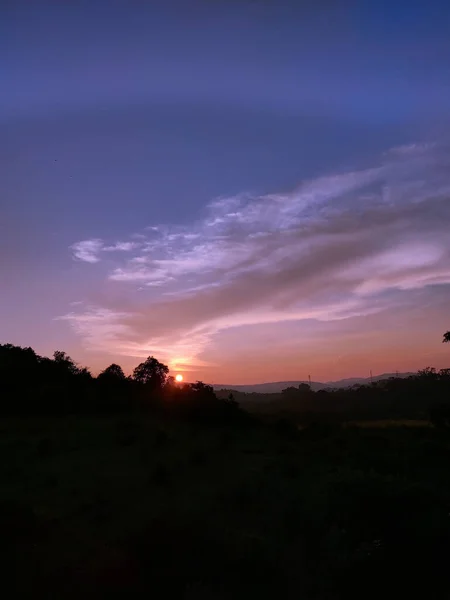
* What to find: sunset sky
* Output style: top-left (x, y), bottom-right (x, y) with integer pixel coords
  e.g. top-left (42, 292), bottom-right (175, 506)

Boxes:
top-left (2, 0), bottom-right (450, 383)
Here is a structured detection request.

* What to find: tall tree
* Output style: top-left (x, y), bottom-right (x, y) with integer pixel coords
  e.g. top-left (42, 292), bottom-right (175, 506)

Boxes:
top-left (53, 350), bottom-right (79, 375)
top-left (133, 356), bottom-right (169, 389)
top-left (98, 363), bottom-right (126, 383)
top-left (190, 381), bottom-right (215, 397)
top-left (0, 343), bottom-right (40, 385)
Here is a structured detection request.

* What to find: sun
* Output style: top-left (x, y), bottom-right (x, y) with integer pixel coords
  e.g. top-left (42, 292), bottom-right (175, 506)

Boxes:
top-left (175, 374), bottom-right (183, 382)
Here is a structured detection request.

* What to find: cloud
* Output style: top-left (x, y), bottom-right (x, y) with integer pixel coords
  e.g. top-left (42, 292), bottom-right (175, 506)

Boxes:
top-left (70, 239), bottom-right (139, 262)
top-left (386, 142), bottom-right (437, 157)
top-left (71, 239), bottom-right (103, 263)
top-left (103, 241), bottom-right (138, 252)
top-left (63, 141), bottom-right (450, 371)
top-left (57, 307), bottom-right (135, 351)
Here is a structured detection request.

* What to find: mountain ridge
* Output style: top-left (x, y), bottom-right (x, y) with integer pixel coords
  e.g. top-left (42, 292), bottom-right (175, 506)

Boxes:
top-left (213, 372), bottom-right (415, 393)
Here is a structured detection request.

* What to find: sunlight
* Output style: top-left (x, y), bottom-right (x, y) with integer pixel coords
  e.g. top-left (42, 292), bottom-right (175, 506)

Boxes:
top-left (175, 374), bottom-right (183, 382)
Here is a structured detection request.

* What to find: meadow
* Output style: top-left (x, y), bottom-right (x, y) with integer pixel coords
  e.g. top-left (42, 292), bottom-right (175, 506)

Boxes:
top-left (2, 413), bottom-right (450, 599)
top-left (2, 344), bottom-right (450, 598)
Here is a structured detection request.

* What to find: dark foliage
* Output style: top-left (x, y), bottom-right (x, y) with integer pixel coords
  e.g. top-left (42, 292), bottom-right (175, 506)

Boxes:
top-left (1, 338), bottom-right (450, 598)
top-left (0, 345), bottom-right (93, 415)
top-left (2, 340), bottom-right (448, 428)
top-left (97, 363), bottom-right (126, 383)
top-left (132, 356), bottom-right (169, 388)
top-left (0, 343), bottom-right (247, 424)
top-left (231, 367), bottom-right (450, 426)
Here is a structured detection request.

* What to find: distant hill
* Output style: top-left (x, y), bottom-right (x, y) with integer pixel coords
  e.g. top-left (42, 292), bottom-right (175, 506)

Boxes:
top-left (326, 372), bottom-right (415, 389)
top-left (213, 372), bottom-right (415, 394)
top-left (214, 380), bottom-right (325, 393)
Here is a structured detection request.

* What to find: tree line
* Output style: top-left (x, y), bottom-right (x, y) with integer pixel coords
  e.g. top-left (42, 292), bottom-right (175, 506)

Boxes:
top-left (0, 343), bottom-right (243, 422)
top-left (2, 330), bottom-right (448, 422)
top-left (219, 331), bottom-right (450, 426)
top-left (227, 366), bottom-right (450, 426)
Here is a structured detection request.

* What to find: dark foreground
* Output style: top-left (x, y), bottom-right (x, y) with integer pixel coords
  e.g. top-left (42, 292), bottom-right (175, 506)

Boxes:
top-left (1, 416), bottom-right (450, 599)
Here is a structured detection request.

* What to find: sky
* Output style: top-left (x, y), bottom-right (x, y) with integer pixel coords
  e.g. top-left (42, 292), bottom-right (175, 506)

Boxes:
top-left (2, 0), bottom-right (450, 383)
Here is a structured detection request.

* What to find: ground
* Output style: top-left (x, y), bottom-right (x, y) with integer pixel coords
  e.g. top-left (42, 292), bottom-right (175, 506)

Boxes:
top-left (1, 415), bottom-right (450, 598)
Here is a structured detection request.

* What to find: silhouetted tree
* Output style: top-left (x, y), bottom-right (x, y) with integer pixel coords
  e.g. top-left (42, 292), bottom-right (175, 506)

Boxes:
top-left (53, 351), bottom-right (81, 377)
top-left (165, 375), bottom-right (176, 388)
top-left (282, 386), bottom-right (298, 396)
top-left (0, 344), bottom-right (41, 408)
top-left (281, 384), bottom-right (311, 399)
top-left (133, 356), bottom-right (169, 389)
top-left (298, 383), bottom-right (311, 393)
top-left (190, 381), bottom-right (215, 397)
top-left (0, 344), bottom-right (40, 381)
top-left (97, 363), bottom-right (126, 383)
top-left (443, 331), bottom-right (450, 343)
top-left (95, 364), bottom-right (131, 412)
top-left (418, 367), bottom-right (438, 379)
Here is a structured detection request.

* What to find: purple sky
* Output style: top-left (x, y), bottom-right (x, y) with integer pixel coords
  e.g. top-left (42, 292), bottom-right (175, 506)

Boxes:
top-left (2, 1), bottom-right (450, 383)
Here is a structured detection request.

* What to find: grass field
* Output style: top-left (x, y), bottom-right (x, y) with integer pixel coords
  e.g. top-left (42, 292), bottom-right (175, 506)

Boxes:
top-left (1, 415), bottom-right (450, 598)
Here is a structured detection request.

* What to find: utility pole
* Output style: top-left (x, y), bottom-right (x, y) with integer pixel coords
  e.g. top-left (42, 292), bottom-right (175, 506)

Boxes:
top-left (308, 374), bottom-right (311, 385)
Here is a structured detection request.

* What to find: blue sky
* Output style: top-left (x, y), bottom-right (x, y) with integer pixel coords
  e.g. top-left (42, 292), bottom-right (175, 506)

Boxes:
top-left (2, 0), bottom-right (450, 381)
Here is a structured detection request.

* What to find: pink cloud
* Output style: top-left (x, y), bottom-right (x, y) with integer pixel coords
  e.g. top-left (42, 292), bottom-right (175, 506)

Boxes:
top-left (63, 142), bottom-right (450, 379)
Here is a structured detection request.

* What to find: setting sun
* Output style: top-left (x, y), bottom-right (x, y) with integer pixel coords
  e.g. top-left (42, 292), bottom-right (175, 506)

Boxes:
top-left (175, 374), bottom-right (183, 382)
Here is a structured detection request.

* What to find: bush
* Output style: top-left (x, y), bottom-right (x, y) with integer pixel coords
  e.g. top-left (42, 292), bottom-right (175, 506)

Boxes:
top-left (429, 402), bottom-right (450, 427)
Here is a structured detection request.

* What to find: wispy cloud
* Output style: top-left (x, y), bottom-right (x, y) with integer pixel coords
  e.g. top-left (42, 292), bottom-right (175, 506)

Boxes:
top-left (71, 239), bottom-right (139, 263)
top-left (57, 307), bottom-right (135, 351)
top-left (63, 142), bottom-right (450, 372)
top-left (103, 241), bottom-right (138, 252)
top-left (71, 239), bottom-right (103, 263)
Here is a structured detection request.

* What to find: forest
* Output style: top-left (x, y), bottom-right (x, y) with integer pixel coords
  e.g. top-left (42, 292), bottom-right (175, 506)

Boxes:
top-left (1, 339), bottom-right (450, 599)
